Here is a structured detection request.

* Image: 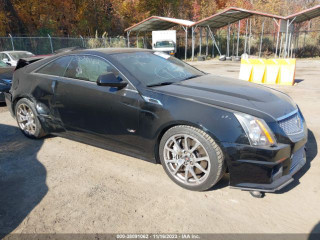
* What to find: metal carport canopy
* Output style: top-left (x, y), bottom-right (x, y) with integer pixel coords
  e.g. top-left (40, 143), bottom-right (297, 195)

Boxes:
top-left (125, 16), bottom-right (194, 32)
top-left (125, 16), bottom-right (194, 60)
top-left (190, 7), bottom-right (284, 60)
top-left (193, 7), bottom-right (284, 28)
top-left (285, 5), bottom-right (320, 23)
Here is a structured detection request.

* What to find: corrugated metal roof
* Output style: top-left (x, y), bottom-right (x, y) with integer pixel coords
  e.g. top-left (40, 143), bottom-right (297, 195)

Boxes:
top-left (125, 5), bottom-right (320, 33)
top-left (193, 7), bottom-right (284, 28)
top-left (125, 16), bottom-right (194, 32)
top-left (285, 5), bottom-right (320, 23)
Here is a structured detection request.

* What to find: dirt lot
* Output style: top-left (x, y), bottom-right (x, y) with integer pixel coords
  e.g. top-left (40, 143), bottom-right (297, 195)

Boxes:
top-left (0, 59), bottom-right (319, 237)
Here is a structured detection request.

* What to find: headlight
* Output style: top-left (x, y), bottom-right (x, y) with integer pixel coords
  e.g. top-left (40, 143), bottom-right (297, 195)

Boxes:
top-left (234, 113), bottom-right (276, 146)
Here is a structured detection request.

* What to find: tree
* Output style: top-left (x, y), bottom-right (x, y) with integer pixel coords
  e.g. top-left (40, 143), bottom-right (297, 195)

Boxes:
top-left (0, 0), bottom-right (319, 37)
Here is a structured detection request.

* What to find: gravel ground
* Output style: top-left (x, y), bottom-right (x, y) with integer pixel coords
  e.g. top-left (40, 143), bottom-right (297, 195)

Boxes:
top-left (0, 59), bottom-right (319, 237)
top-left (0, 103), bottom-right (7, 113)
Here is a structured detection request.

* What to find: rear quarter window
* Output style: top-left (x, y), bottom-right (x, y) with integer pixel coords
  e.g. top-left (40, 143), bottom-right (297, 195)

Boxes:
top-left (36, 56), bottom-right (72, 77)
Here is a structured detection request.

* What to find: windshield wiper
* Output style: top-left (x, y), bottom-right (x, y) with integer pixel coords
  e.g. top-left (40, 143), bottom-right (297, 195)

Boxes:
top-left (147, 82), bottom-right (176, 87)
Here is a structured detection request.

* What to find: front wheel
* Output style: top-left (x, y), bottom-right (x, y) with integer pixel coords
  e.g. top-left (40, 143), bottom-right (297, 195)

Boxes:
top-left (159, 125), bottom-right (225, 191)
top-left (15, 98), bottom-right (46, 139)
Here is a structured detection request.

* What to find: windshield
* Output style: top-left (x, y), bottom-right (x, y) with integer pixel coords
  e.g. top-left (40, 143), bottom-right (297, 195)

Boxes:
top-left (110, 51), bottom-right (204, 87)
top-left (155, 41), bottom-right (175, 48)
top-left (0, 60), bottom-right (7, 67)
top-left (9, 52), bottom-right (34, 60)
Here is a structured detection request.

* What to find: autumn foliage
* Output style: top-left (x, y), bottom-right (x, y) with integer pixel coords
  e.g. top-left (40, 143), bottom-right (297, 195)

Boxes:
top-left (0, 0), bottom-right (319, 37)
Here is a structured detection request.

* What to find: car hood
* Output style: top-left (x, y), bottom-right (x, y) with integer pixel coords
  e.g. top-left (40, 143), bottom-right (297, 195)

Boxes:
top-left (153, 74), bottom-right (297, 120)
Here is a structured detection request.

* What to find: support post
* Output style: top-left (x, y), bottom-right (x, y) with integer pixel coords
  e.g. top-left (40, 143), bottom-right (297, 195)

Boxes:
top-left (182, 26), bottom-right (188, 61)
top-left (259, 19), bottom-right (265, 58)
top-left (273, 19), bottom-right (280, 58)
top-left (212, 34), bottom-right (215, 58)
top-left (295, 31), bottom-right (300, 57)
top-left (284, 20), bottom-right (289, 57)
top-left (232, 30), bottom-right (235, 57)
top-left (288, 18), bottom-right (296, 57)
top-left (279, 33), bottom-right (283, 58)
top-left (206, 27), bottom-right (209, 56)
top-left (127, 31), bottom-right (131, 47)
top-left (212, 29), bottom-right (215, 57)
top-left (48, 34), bottom-right (53, 53)
top-left (290, 34), bottom-right (294, 58)
top-left (199, 27), bottom-right (202, 56)
top-left (192, 26), bottom-right (195, 61)
top-left (248, 19), bottom-right (252, 56)
top-left (227, 24), bottom-right (230, 57)
top-left (244, 19), bottom-right (248, 54)
top-left (288, 32), bottom-right (292, 58)
top-left (136, 32), bottom-right (140, 48)
top-left (275, 30), bottom-right (280, 58)
top-left (143, 32), bottom-right (147, 49)
top-left (207, 26), bottom-right (222, 56)
top-left (9, 34), bottom-right (14, 50)
top-left (236, 20), bottom-right (240, 57)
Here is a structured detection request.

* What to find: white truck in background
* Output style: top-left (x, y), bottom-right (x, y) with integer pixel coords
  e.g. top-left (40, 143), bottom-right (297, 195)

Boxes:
top-left (152, 30), bottom-right (176, 56)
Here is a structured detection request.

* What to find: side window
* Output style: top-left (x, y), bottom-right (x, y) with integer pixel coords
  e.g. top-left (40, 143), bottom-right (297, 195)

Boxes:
top-left (0, 53), bottom-right (5, 60)
top-left (64, 55), bottom-right (117, 82)
top-left (36, 56), bottom-right (72, 77)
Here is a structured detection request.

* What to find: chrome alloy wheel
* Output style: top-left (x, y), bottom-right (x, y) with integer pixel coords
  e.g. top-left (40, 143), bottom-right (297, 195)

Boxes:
top-left (16, 103), bottom-right (36, 135)
top-left (163, 134), bottom-right (211, 186)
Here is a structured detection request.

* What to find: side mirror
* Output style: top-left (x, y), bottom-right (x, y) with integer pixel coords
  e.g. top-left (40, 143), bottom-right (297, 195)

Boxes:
top-left (3, 58), bottom-right (9, 63)
top-left (97, 72), bottom-right (128, 89)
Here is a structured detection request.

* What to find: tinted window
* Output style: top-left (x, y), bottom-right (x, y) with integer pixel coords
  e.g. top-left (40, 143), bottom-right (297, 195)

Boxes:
top-left (64, 55), bottom-right (115, 82)
top-left (110, 52), bottom-right (204, 86)
top-left (37, 56), bottom-right (72, 76)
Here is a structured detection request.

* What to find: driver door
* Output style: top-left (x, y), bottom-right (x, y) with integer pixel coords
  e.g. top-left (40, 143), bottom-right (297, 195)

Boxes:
top-left (54, 54), bottom-right (142, 149)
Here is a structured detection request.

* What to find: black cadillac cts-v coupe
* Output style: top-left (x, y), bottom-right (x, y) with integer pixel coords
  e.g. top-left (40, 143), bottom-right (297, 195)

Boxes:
top-left (5, 48), bottom-right (307, 197)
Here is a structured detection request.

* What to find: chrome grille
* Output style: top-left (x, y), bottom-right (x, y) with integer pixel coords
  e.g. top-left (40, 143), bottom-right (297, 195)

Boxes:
top-left (278, 112), bottom-right (303, 135)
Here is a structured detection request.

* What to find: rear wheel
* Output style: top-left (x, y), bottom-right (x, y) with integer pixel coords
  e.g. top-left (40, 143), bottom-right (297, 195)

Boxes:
top-left (15, 98), bottom-right (46, 139)
top-left (159, 125), bottom-right (225, 191)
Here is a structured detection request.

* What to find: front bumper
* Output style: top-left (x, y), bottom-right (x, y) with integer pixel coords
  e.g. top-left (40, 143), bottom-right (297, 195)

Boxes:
top-left (231, 148), bottom-right (306, 192)
top-left (223, 130), bottom-right (308, 192)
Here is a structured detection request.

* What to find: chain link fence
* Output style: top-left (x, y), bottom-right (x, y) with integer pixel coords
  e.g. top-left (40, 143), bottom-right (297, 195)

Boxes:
top-left (129, 29), bottom-right (320, 59)
top-left (0, 31), bottom-right (319, 58)
top-left (175, 30), bottom-right (320, 59)
top-left (0, 35), bottom-right (127, 55)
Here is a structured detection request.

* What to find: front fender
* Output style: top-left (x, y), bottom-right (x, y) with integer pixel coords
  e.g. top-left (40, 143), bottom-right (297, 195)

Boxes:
top-left (140, 93), bottom-right (249, 164)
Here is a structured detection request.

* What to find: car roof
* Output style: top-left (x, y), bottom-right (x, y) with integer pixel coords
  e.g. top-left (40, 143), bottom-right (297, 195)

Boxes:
top-left (65, 48), bottom-right (153, 56)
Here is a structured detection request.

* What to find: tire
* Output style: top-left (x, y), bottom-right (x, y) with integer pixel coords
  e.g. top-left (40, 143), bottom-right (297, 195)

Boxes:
top-left (15, 98), bottom-right (46, 139)
top-left (159, 125), bottom-right (225, 191)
